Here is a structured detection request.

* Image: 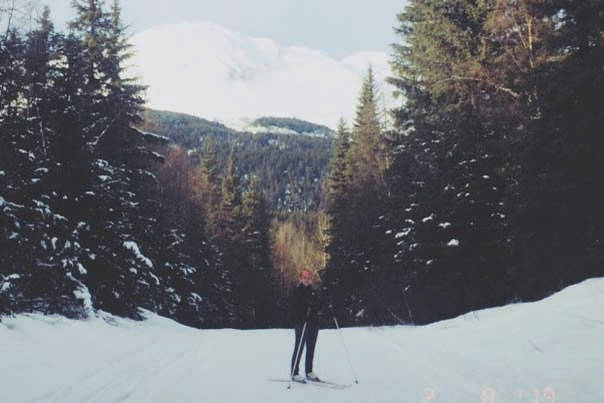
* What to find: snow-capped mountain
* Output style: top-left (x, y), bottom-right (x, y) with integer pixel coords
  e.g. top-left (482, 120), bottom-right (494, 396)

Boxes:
top-left (129, 21), bottom-right (396, 129)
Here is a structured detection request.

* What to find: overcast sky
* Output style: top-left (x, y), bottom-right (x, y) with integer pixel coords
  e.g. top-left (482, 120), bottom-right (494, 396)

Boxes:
top-left (41, 0), bottom-right (405, 58)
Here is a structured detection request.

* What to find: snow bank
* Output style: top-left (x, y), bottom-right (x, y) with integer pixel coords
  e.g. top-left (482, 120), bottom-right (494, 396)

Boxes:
top-left (1, 278), bottom-right (603, 402)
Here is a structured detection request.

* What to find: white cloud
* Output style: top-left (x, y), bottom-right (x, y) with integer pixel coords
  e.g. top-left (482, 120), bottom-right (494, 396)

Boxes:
top-left (129, 21), bottom-right (396, 129)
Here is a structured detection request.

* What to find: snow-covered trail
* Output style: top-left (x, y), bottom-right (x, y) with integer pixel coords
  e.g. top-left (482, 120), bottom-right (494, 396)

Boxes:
top-left (2, 278), bottom-right (603, 403)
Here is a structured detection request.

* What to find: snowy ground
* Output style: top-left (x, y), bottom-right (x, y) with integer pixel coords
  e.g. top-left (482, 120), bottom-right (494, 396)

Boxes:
top-left (2, 278), bottom-right (603, 403)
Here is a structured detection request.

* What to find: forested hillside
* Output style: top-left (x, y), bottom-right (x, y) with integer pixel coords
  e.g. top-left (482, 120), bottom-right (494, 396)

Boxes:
top-left (138, 109), bottom-right (332, 212)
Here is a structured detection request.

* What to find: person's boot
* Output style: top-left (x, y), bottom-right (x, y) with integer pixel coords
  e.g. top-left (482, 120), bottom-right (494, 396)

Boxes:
top-left (306, 372), bottom-right (320, 381)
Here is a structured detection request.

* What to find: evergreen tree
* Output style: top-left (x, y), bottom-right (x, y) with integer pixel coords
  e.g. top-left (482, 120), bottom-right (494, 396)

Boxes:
top-left (383, 0), bottom-right (604, 324)
top-left (23, 6), bottom-right (53, 157)
top-left (500, 0), bottom-right (604, 297)
top-left (0, 2), bottom-right (239, 326)
top-left (325, 119), bottom-right (351, 209)
top-left (322, 119), bottom-right (353, 320)
top-left (219, 148), bottom-right (243, 241)
top-left (323, 69), bottom-right (393, 325)
top-left (347, 66), bottom-right (388, 185)
top-left (195, 138), bottom-right (222, 234)
top-left (216, 148), bottom-right (246, 325)
top-left (383, 0), bottom-right (514, 323)
top-left (0, 22), bottom-right (91, 317)
top-left (240, 176), bottom-right (274, 326)
top-left (94, 0), bottom-right (146, 162)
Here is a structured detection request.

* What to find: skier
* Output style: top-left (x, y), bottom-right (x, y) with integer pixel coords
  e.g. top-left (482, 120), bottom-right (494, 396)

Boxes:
top-left (289, 269), bottom-right (321, 382)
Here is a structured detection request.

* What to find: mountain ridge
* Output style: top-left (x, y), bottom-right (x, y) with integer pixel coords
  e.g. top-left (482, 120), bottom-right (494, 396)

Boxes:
top-left (129, 21), bottom-right (394, 128)
top-left (141, 108), bottom-right (335, 138)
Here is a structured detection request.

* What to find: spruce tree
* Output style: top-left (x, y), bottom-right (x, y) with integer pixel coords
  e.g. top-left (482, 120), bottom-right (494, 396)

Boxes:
top-left (240, 176), bottom-right (274, 326)
top-left (0, 21), bottom-right (92, 317)
top-left (325, 119), bottom-right (351, 209)
top-left (347, 66), bottom-right (387, 185)
top-left (196, 138), bottom-right (222, 234)
top-left (216, 148), bottom-right (245, 325)
top-left (323, 68), bottom-right (394, 325)
top-left (61, 0), bottom-right (158, 317)
top-left (219, 148), bottom-right (243, 240)
top-left (384, 0), bottom-right (514, 323)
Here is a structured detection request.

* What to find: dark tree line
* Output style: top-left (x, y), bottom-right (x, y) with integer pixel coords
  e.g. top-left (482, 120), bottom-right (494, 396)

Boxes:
top-left (4, 0), bottom-right (601, 330)
top-left (0, 0), bottom-right (252, 328)
top-left (0, 1), bottom-right (328, 328)
top-left (323, 0), bottom-right (604, 325)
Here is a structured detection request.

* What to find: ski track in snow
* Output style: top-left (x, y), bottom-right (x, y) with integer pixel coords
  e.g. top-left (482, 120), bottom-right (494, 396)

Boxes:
top-left (2, 278), bottom-right (604, 403)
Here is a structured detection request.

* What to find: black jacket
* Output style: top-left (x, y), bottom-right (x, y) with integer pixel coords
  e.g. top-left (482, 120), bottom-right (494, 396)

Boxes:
top-left (290, 283), bottom-right (320, 327)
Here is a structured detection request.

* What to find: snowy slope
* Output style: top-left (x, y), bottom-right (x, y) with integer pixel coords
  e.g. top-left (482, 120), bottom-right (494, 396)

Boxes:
top-left (129, 21), bottom-right (395, 129)
top-left (2, 278), bottom-right (603, 403)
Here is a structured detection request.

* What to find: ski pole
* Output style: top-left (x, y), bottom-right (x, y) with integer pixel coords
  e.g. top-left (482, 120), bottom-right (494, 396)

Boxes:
top-left (288, 308), bottom-right (311, 390)
top-left (333, 316), bottom-right (359, 384)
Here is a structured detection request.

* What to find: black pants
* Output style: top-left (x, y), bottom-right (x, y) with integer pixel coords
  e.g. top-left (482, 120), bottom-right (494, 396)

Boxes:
top-left (290, 324), bottom-right (319, 376)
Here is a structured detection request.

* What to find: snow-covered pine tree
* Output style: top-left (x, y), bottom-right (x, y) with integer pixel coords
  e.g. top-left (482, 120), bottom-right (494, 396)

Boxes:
top-left (382, 0), bottom-right (604, 324)
top-left (1, 1), bottom-right (240, 326)
top-left (0, 18), bottom-right (92, 317)
top-left (383, 0), bottom-right (513, 323)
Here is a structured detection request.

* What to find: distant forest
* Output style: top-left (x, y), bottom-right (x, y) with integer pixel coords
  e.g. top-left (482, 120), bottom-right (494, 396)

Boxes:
top-left (138, 109), bottom-right (332, 213)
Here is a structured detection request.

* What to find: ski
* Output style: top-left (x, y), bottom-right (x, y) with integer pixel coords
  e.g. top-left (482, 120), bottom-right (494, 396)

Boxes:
top-left (267, 378), bottom-right (350, 389)
top-left (305, 379), bottom-right (351, 389)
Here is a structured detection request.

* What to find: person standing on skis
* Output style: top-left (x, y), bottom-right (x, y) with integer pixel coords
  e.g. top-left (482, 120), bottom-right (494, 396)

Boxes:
top-left (290, 269), bottom-right (321, 382)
